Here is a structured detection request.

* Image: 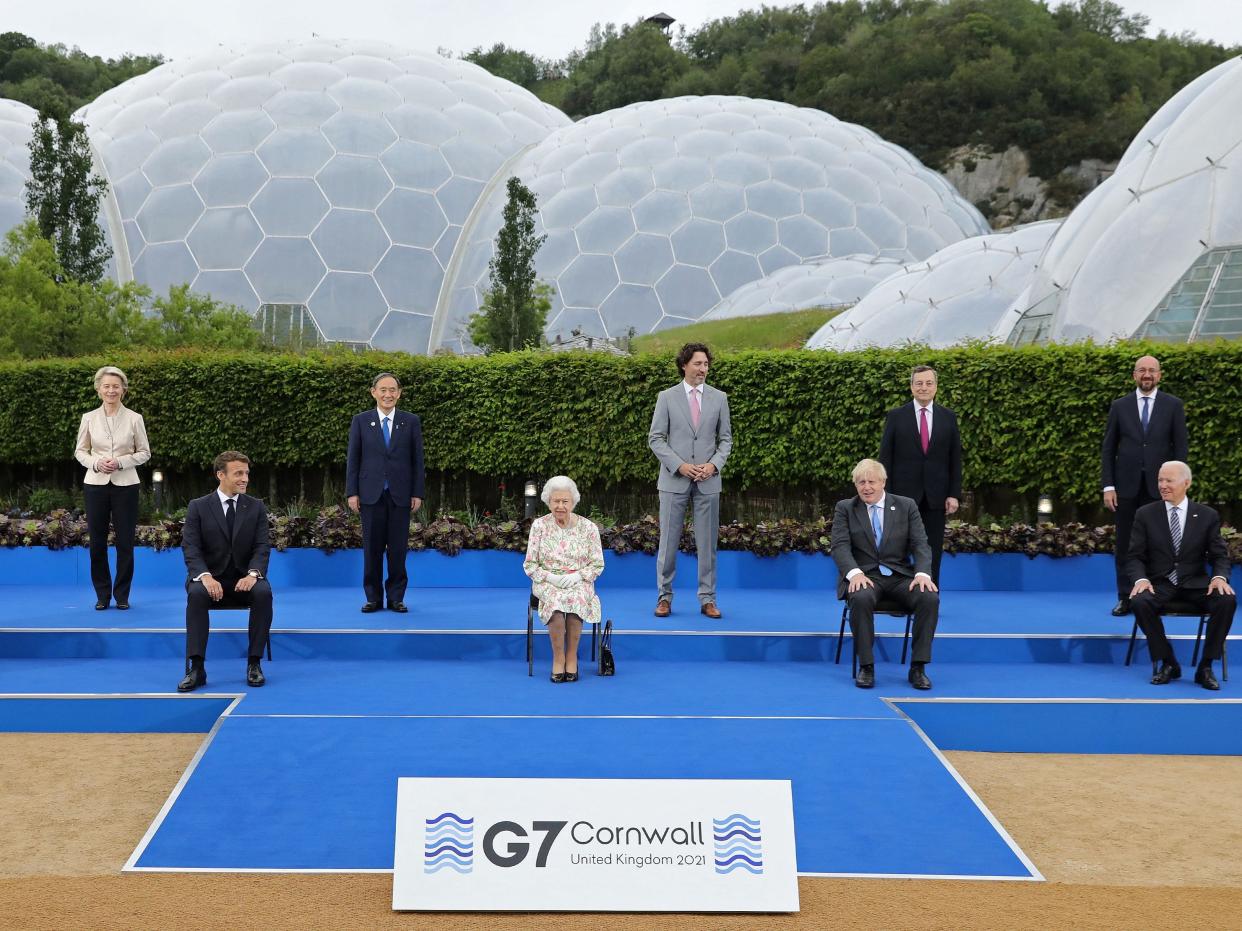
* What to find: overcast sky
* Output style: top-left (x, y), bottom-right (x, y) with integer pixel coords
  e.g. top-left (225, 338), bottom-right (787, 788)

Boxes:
top-left (8, 0), bottom-right (1241, 64)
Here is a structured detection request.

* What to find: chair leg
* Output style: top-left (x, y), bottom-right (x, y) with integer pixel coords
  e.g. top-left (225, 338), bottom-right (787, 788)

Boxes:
top-left (901, 613), bottom-right (912, 666)
top-left (1192, 615), bottom-right (1207, 668)
top-left (1125, 620), bottom-right (1138, 667)
top-left (590, 620), bottom-right (598, 663)
top-left (1224, 642), bottom-right (1229, 682)
top-left (835, 606), bottom-right (847, 664)
top-left (265, 635), bottom-right (272, 662)
top-left (526, 603), bottom-right (533, 677)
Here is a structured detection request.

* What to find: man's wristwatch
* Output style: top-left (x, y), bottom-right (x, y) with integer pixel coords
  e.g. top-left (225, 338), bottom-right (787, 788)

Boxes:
top-left (248, 570), bottom-right (262, 579)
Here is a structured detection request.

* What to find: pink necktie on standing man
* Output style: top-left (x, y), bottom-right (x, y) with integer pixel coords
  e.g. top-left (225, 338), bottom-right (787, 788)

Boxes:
top-left (690, 387), bottom-right (701, 430)
top-left (919, 406), bottom-right (929, 454)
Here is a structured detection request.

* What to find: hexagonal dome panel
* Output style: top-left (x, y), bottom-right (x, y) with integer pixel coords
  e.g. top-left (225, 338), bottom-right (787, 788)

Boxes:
top-left (75, 38), bottom-right (569, 353)
top-left (0, 99), bottom-right (37, 240)
top-left (441, 95), bottom-right (987, 346)
top-left (809, 223), bottom-right (1061, 350)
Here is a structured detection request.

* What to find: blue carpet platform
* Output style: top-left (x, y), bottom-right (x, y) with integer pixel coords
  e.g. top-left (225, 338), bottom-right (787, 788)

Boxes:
top-left (1, 548), bottom-right (1238, 880)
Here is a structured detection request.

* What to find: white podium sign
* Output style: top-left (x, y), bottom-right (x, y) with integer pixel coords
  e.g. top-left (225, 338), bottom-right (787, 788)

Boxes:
top-left (393, 777), bottom-right (798, 912)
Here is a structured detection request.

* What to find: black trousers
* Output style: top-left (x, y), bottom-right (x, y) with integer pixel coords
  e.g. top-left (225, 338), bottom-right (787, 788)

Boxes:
top-left (84, 483), bottom-right (139, 603)
top-left (916, 497), bottom-right (947, 586)
top-left (1114, 483), bottom-right (1156, 597)
top-left (1131, 579), bottom-right (1236, 664)
top-left (185, 572), bottom-right (273, 660)
top-left (360, 490), bottom-right (410, 605)
top-left (844, 571), bottom-right (939, 667)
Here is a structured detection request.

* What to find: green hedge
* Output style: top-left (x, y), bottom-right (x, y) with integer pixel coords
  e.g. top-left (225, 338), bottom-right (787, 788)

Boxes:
top-left (2, 342), bottom-right (1239, 505)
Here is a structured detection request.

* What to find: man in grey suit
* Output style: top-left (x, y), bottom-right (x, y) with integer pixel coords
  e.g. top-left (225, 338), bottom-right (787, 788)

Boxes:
top-left (831, 458), bottom-right (939, 690)
top-left (648, 343), bottom-right (733, 619)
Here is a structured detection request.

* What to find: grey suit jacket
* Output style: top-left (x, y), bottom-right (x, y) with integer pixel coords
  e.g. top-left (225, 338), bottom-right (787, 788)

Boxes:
top-left (648, 382), bottom-right (732, 494)
top-left (831, 493), bottom-right (931, 598)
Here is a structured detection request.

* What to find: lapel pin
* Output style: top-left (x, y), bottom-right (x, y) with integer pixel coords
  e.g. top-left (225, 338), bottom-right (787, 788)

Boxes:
top-left (370, 421), bottom-right (376, 427)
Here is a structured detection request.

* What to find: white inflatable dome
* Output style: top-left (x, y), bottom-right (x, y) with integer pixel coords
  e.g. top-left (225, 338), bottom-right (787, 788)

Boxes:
top-left (809, 220), bottom-right (1061, 350)
top-left (0, 99), bottom-right (37, 242)
top-left (438, 96), bottom-right (988, 351)
top-left (75, 38), bottom-right (570, 352)
top-left (702, 254), bottom-right (901, 320)
top-left (1007, 56), bottom-right (1242, 346)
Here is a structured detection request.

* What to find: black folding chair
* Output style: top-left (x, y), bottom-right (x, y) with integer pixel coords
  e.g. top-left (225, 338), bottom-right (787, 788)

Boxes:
top-left (1125, 599), bottom-right (1229, 680)
top-left (525, 592), bottom-right (599, 677)
top-left (835, 597), bottom-right (913, 677)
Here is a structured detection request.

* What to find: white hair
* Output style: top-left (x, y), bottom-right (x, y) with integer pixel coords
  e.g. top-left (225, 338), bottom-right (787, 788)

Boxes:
top-left (540, 475), bottom-right (581, 507)
top-left (1162, 460), bottom-right (1192, 482)
top-left (93, 365), bottom-right (128, 392)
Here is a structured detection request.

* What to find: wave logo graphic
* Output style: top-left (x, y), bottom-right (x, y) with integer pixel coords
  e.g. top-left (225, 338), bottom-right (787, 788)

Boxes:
top-left (423, 812), bottom-right (474, 874)
top-left (713, 813), bottom-right (763, 875)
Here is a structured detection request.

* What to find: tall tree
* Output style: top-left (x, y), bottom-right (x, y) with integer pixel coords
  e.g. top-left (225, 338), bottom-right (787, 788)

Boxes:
top-left (24, 114), bottom-right (112, 284)
top-left (468, 177), bottom-right (550, 352)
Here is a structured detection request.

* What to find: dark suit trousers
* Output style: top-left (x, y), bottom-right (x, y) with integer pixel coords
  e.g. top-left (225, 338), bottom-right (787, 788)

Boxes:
top-left (916, 497), bottom-right (947, 585)
top-left (1114, 484), bottom-right (1156, 597)
top-left (1131, 579), bottom-right (1236, 664)
top-left (360, 490), bottom-right (410, 605)
top-left (84, 483), bottom-right (139, 603)
top-left (185, 573), bottom-right (273, 660)
top-left (845, 572), bottom-right (939, 666)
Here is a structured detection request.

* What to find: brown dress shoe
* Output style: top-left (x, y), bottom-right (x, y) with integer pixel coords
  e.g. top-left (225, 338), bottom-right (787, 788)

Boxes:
top-left (654, 599), bottom-right (671, 617)
top-left (701, 603), bottom-right (722, 619)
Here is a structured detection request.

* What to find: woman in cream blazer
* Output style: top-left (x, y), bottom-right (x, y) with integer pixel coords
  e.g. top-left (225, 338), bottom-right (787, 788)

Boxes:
top-left (74, 366), bottom-right (151, 609)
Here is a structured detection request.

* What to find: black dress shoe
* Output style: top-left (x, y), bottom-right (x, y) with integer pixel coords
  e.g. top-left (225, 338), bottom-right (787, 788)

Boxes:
top-left (1111, 598), bottom-right (1131, 617)
top-left (908, 664), bottom-right (932, 690)
top-left (1151, 661), bottom-right (1182, 685)
top-left (115, 602), bottom-right (129, 610)
top-left (247, 662), bottom-right (265, 687)
top-left (1195, 665), bottom-right (1221, 691)
top-left (550, 672), bottom-right (566, 683)
top-left (177, 666), bottom-right (206, 692)
top-left (361, 602), bottom-right (381, 613)
top-left (389, 602), bottom-right (408, 613)
top-left (855, 664), bottom-right (874, 689)
top-left (564, 670), bottom-right (579, 682)
top-left (95, 601), bottom-right (108, 610)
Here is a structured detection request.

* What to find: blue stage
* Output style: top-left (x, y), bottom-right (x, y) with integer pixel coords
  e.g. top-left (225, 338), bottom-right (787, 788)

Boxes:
top-left (1, 548), bottom-right (1237, 880)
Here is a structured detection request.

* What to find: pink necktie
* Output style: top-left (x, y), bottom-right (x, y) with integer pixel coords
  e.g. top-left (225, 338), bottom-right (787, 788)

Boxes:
top-left (919, 406), bottom-right (929, 454)
top-left (690, 388), bottom-right (701, 430)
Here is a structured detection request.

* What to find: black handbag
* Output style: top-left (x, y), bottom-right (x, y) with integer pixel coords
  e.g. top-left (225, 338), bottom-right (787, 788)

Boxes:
top-left (598, 619), bottom-right (615, 676)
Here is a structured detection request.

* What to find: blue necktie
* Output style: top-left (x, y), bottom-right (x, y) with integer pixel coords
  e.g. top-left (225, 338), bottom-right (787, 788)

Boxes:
top-left (870, 504), bottom-right (892, 576)
top-left (382, 415), bottom-right (391, 449)
top-left (1140, 396), bottom-right (1150, 434)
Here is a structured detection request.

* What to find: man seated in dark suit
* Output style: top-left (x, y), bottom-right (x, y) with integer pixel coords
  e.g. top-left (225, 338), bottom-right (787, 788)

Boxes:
top-left (1128, 461), bottom-right (1235, 690)
top-left (178, 450), bottom-right (273, 692)
top-left (346, 372), bottom-right (425, 614)
top-left (831, 458), bottom-right (940, 690)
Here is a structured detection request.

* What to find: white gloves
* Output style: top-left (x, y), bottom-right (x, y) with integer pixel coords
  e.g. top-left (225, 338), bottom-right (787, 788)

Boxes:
top-left (550, 570), bottom-right (582, 588)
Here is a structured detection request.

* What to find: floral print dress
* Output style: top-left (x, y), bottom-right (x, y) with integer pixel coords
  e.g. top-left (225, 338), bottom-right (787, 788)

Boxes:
top-left (523, 513), bottom-right (604, 624)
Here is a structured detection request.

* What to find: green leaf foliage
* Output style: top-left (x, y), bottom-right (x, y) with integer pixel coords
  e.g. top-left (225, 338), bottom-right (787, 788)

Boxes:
top-left (1, 341), bottom-right (1240, 507)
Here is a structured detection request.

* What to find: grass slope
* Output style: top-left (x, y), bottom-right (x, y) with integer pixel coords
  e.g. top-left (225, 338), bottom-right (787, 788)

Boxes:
top-left (630, 307), bottom-right (842, 353)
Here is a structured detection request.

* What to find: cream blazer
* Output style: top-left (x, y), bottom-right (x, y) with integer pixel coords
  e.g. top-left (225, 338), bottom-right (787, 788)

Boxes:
top-left (75, 404), bottom-right (151, 486)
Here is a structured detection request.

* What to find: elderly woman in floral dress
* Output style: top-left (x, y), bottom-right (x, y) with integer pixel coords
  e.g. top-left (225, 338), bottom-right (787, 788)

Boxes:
top-left (523, 475), bottom-right (605, 683)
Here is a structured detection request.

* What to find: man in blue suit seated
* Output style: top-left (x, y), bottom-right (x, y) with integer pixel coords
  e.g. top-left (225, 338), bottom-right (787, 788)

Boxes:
top-left (178, 450), bottom-right (272, 692)
top-left (347, 372), bottom-right (425, 614)
top-left (831, 458), bottom-right (940, 690)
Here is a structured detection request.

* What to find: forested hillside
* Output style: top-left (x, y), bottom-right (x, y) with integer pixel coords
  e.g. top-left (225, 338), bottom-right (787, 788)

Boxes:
top-left (467, 0), bottom-right (1236, 177)
top-left (0, 32), bottom-right (161, 118)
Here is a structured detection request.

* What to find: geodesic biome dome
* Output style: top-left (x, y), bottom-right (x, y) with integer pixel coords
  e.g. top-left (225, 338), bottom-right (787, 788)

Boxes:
top-left (74, 38), bottom-right (570, 352)
top-left (0, 98), bottom-right (37, 241)
top-left (808, 221), bottom-right (1061, 351)
top-left (701, 254), bottom-right (902, 320)
top-left (1005, 56), bottom-right (1242, 346)
top-left (437, 96), bottom-right (989, 351)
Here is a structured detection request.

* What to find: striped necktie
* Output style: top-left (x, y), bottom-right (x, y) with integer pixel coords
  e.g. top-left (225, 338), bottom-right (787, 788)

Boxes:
top-left (1168, 505), bottom-right (1181, 585)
